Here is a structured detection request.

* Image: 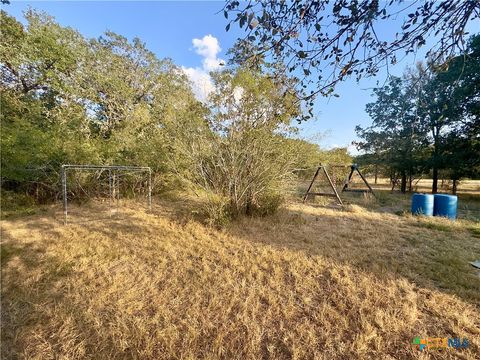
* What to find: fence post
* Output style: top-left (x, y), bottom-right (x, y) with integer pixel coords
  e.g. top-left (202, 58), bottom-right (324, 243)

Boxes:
top-left (62, 165), bottom-right (67, 224)
top-left (109, 169), bottom-right (112, 217)
top-left (148, 168), bottom-right (152, 210)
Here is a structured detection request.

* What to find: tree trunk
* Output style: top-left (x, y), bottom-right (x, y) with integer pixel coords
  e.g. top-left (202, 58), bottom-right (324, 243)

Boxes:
top-left (408, 174), bottom-right (413, 192)
top-left (452, 179), bottom-right (458, 195)
top-left (400, 171), bottom-right (407, 193)
top-left (390, 173), bottom-right (397, 192)
top-left (432, 127), bottom-right (440, 194)
top-left (374, 165), bottom-right (378, 185)
top-left (432, 167), bottom-right (438, 194)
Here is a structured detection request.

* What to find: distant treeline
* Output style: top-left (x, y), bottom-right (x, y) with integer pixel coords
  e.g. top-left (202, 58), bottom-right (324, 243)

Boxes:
top-left (355, 35), bottom-right (480, 194)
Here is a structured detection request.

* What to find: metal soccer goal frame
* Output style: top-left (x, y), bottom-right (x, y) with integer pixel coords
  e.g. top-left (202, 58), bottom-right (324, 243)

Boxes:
top-left (61, 164), bottom-right (152, 224)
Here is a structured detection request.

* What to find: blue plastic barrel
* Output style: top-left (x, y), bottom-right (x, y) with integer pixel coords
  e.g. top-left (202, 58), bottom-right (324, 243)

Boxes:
top-left (433, 194), bottom-right (458, 219)
top-left (411, 193), bottom-right (434, 216)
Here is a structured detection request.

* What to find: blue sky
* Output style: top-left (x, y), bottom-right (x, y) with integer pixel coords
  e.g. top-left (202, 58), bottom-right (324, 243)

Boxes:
top-left (4, 1), bottom-right (475, 153)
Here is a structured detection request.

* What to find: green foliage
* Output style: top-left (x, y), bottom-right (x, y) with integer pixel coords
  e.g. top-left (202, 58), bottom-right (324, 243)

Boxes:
top-left (1, 190), bottom-right (37, 218)
top-left (0, 10), bottom-right (205, 201)
top-left (254, 190), bottom-right (285, 217)
top-left (356, 35), bottom-right (480, 193)
top-left (318, 147), bottom-right (352, 166)
top-left (425, 35), bottom-right (480, 185)
top-left (201, 192), bottom-right (232, 228)
top-left (356, 75), bottom-right (429, 192)
top-left (286, 139), bottom-right (352, 179)
top-left (1, 9), bottom-right (314, 223)
top-left (178, 68), bottom-right (301, 218)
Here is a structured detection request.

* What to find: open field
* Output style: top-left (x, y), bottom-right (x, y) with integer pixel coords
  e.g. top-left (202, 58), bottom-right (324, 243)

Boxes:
top-left (2, 187), bottom-right (480, 359)
top-left (297, 178), bottom-right (480, 222)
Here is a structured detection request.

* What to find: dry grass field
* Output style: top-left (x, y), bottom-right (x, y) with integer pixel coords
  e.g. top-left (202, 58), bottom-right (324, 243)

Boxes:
top-left (2, 185), bottom-right (480, 359)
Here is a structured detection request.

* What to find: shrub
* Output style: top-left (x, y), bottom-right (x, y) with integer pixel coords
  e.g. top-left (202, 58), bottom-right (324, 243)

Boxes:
top-left (201, 192), bottom-right (231, 228)
top-left (177, 68), bottom-right (301, 223)
top-left (1, 190), bottom-right (37, 218)
top-left (253, 191), bottom-right (285, 217)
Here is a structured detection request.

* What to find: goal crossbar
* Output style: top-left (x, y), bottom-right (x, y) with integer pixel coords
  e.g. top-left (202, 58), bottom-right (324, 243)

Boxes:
top-left (62, 164), bottom-right (151, 171)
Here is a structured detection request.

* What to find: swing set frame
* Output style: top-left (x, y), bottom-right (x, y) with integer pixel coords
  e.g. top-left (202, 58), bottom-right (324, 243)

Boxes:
top-left (303, 163), bottom-right (375, 205)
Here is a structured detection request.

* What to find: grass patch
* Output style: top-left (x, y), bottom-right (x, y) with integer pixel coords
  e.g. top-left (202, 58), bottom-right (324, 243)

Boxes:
top-left (412, 220), bottom-right (453, 232)
top-left (0, 243), bottom-right (22, 264)
top-left (1, 190), bottom-right (39, 219)
top-left (468, 225), bottom-right (480, 238)
top-left (1, 198), bottom-right (479, 359)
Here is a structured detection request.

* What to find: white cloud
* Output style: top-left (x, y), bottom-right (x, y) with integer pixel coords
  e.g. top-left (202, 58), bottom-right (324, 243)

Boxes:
top-left (183, 35), bottom-right (224, 102)
top-left (181, 66), bottom-right (215, 103)
top-left (347, 143), bottom-right (360, 155)
top-left (192, 35), bottom-right (223, 71)
top-left (233, 86), bottom-right (244, 103)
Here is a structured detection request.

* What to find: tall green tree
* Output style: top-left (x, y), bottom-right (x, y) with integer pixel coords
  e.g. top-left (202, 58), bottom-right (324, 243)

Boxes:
top-left (421, 35), bottom-right (480, 192)
top-left (355, 76), bottom-right (428, 192)
top-left (1, 10), bottom-right (98, 199)
top-left (356, 35), bottom-right (480, 194)
top-left (0, 10), bottom-right (205, 200)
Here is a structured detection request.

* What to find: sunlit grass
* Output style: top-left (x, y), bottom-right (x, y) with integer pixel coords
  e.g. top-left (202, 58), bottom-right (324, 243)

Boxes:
top-left (1, 196), bottom-right (479, 359)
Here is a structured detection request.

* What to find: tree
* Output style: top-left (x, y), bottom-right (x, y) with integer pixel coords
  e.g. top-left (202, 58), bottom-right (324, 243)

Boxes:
top-left (285, 140), bottom-right (352, 179)
top-left (0, 10), bottom-right (98, 200)
top-left (0, 10), bottom-right (205, 201)
top-left (421, 35), bottom-right (480, 192)
top-left (355, 76), bottom-right (429, 193)
top-left (224, 0), bottom-right (480, 109)
top-left (356, 35), bottom-right (480, 194)
top-left (1, 10), bottom-right (84, 95)
top-left (179, 68), bottom-right (301, 220)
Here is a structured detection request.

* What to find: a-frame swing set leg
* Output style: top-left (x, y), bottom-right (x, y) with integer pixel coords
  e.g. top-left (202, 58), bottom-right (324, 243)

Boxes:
top-left (342, 164), bottom-right (375, 197)
top-left (356, 166), bottom-right (375, 196)
top-left (303, 165), bottom-right (343, 206)
top-left (342, 166), bottom-right (355, 192)
top-left (303, 167), bottom-right (320, 202)
top-left (322, 166), bottom-right (344, 205)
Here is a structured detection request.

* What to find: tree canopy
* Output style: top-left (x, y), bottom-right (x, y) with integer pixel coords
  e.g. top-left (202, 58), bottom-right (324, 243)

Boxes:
top-left (0, 10), bottom-right (206, 199)
top-left (224, 0), bottom-right (480, 110)
top-left (1, 9), bottom-right (325, 222)
top-left (355, 35), bottom-right (480, 193)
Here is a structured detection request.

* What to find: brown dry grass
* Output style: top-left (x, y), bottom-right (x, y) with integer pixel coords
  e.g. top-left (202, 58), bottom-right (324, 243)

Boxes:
top-left (1, 196), bottom-right (480, 359)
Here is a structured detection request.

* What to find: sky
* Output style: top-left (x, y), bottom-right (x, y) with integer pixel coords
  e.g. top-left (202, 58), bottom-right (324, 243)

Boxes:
top-left (4, 1), bottom-right (476, 153)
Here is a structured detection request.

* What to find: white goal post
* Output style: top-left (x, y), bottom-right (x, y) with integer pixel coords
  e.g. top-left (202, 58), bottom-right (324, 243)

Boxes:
top-left (61, 164), bottom-right (152, 224)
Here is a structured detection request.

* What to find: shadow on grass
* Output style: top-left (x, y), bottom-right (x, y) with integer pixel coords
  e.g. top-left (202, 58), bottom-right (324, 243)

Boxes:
top-left (1, 225), bottom-right (155, 359)
top-left (2, 197), bottom-right (479, 358)
top-left (132, 193), bottom-right (480, 307)
top-left (1, 235), bottom-right (79, 359)
top-left (53, 193), bottom-right (480, 308)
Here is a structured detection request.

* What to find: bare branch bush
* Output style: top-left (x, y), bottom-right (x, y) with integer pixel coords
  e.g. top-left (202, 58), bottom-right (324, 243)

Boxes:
top-left (175, 69), bottom-right (301, 224)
